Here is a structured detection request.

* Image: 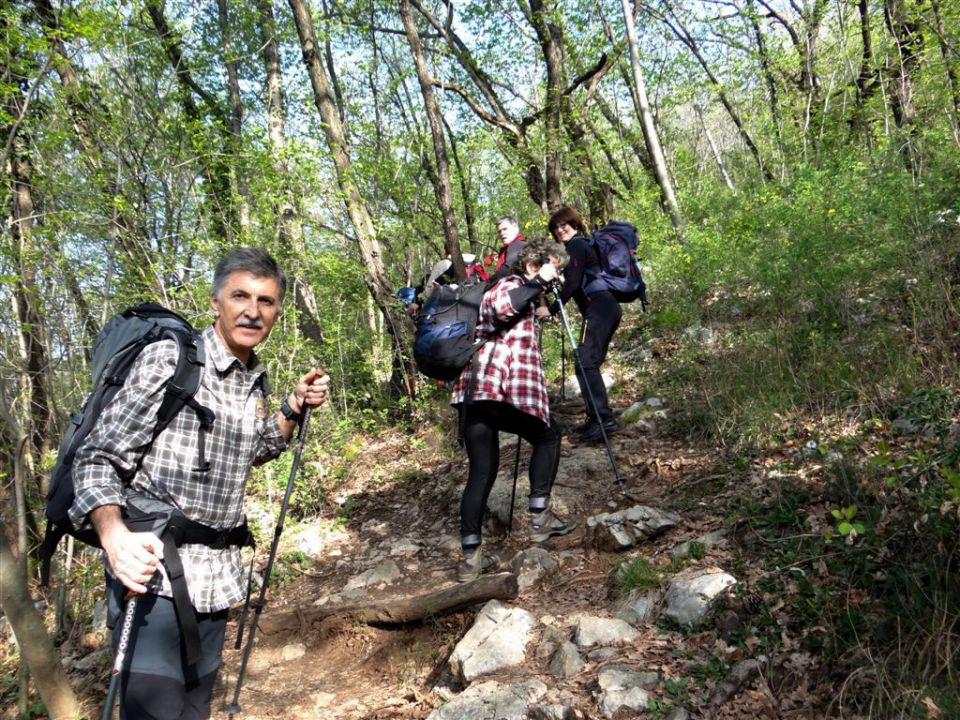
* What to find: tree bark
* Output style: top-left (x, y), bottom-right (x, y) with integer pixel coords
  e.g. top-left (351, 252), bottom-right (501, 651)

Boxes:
top-left (32, 0), bottom-right (157, 295)
top-left (621, 0), bottom-right (685, 240)
top-left (399, 0), bottom-right (467, 280)
top-left (288, 0), bottom-right (414, 401)
top-left (216, 0), bottom-right (251, 232)
top-left (0, 518), bottom-right (80, 720)
top-left (257, 0), bottom-right (325, 347)
top-left (258, 572), bottom-right (519, 635)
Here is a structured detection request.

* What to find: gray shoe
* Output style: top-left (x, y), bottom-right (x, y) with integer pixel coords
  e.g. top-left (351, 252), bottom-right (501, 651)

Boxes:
top-left (457, 547), bottom-right (498, 582)
top-left (529, 509), bottom-right (577, 543)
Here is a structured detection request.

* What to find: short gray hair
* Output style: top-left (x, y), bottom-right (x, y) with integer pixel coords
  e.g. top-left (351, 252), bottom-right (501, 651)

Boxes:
top-left (212, 248), bottom-right (287, 303)
top-left (496, 215), bottom-right (518, 228)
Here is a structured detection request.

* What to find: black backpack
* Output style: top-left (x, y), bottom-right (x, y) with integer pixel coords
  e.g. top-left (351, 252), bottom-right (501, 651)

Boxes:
top-left (584, 220), bottom-right (649, 308)
top-left (39, 303), bottom-right (254, 666)
top-left (413, 278), bottom-right (487, 381)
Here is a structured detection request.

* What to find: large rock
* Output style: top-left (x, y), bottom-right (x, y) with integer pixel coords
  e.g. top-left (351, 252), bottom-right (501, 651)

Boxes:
top-left (426, 679), bottom-right (548, 720)
top-left (613, 588), bottom-right (662, 626)
top-left (547, 641), bottom-right (585, 678)
top-left (343, 559), bottom-right (402, 590)
top-left (587, 505), bottom-right (681, 551)
top-left (572, 615), bottom-right (639, 648)
top-left (450, 600), bottom-right (539, 682)
top-left (596, 665), bottom-right (657, 718)
top-left (662, 571), bottom-right (738, 625)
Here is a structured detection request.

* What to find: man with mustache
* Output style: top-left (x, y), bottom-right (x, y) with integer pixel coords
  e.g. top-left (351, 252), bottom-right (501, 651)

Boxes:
top-left (70, 248), bottom-right (330, 720)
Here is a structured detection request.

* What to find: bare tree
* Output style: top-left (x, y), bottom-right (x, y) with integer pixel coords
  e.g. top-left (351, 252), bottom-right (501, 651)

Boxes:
top-left (399, 0), bottom-right (467, 280)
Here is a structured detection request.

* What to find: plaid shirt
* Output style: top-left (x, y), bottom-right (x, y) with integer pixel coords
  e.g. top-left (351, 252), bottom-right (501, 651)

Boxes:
top-left (71, 325), bottom-right (288, 612)
top-left (451, 276), bottom-right (550, 424)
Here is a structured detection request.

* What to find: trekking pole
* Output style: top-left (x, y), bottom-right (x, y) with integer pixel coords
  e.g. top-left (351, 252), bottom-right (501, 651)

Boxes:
top-left (550, 282), bottom-right (624, 488)
top-left (226, 407), bottom-right (313, 720)
top-left (560, 328), bottom-right (566, 400)
top-left (102, 595), bottom-right (137, 720)
top-left (507, 438), bottom-right (521, 534)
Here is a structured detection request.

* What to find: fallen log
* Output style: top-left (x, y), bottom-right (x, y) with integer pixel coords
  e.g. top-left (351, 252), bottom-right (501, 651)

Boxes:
top-left (257, 572), bottom-right (519, 636)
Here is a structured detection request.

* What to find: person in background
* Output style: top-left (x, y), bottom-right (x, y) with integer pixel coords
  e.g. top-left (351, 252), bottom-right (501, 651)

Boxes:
top-left (545, 206), bottom-right (622, 443)
top-left (486, 215), bottom-right (527, 285)
top-left (451, 239), bottom-right (575, 582)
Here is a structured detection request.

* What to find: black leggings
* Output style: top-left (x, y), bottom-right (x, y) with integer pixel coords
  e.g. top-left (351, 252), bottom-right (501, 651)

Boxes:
top-left (576, 292), bottom-right (622, 422)
top-left (460, 400), bottom-right (561, 544)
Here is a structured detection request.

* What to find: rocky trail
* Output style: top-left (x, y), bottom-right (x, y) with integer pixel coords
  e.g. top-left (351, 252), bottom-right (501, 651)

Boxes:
top-left (195, 392), bottom-right (815, 720)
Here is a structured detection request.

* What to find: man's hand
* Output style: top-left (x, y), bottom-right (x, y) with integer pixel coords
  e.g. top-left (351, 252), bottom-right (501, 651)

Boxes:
top-left (90, 505), bottom-right (162, 594)
top-left (537, 262), bottom-right (559, 284)
top-left (290, 369), bottom-right (330, 411)
top-left (535, 306), bottom-right (552, 321)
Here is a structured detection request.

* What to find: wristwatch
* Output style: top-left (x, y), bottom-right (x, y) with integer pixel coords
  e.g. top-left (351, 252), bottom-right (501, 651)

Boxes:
top-left (280, 396), bottom-right (304, 424)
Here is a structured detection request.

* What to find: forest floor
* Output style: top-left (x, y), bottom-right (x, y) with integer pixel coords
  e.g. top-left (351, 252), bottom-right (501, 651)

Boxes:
top-left (6, 311), bottom-right (919, 720)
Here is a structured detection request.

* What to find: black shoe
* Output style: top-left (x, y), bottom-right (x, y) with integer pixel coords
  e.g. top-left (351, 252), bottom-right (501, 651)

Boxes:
top-left (578, 418), bottom-right (620, 443)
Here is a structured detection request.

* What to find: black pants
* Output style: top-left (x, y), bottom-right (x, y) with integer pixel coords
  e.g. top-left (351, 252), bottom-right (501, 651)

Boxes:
top-left (107, 577), bottom-right (227, 720)
top-left (576, 292), bottom-right (622, 423)
top-left (460, 400), bottom-right (561, 544)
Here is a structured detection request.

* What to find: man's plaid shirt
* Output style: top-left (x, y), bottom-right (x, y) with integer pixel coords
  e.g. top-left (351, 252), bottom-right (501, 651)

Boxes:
top-left (71, 325), bottom-right (288, 612)
top-left (451, 275), bottom-right (550, 425)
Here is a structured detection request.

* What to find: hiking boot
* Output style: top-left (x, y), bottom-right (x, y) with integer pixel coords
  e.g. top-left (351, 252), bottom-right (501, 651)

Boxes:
top-left (578, 417), bottom-right (620, 443)
top-left (457, 547), bottom-right (498, 582)
top-left (529, 509), bottom-right (577, 543)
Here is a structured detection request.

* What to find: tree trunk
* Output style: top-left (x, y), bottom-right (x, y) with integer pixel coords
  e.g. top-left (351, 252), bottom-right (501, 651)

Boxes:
top-left (399, 0), bottom-right (467, 280)
top-left (695, 102), bottom-right (735, 191)
top-left (257, 0), bottom-right (325, 347)
top-left (32, 0), bottom-right (157, 296)
top-left (145, 0), bottom-right (237, 243)
top-left (288, 0), bottom-right (414, 401)
top-left (621, 0), bottom-right (685, 240)
top-left (216, 0), bottom-right (251, 233)
top-left (527, 0), bottom-right (566, 211)
top-left (929, 0), bottom-right (960, 140)
top-left (658, 0), bottom-right (774, 182)
top-left (0, 518), bottom-right (80, 720)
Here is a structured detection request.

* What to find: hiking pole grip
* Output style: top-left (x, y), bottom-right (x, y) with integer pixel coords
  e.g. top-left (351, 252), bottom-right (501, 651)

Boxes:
top-left (102, 595), bottom-right (137, 720)
top-left (226, 407), bottom-right (313, 719)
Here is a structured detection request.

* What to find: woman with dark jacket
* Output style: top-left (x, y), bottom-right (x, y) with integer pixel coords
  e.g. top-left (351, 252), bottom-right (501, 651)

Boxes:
top-left (546, 206), bottom-right (622, 443)
top-left (451, 239), bottom-right (574, 581)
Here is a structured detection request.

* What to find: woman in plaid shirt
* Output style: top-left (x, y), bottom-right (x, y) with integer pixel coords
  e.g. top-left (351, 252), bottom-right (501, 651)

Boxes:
top-left (451, 239), bottom-right (576, 581)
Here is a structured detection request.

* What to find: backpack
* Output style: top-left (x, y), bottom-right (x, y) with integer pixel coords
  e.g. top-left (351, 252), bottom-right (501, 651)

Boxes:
top-left (39, 303), bottom-right (255, 666)
top-left (413, 278), bottom-right (487, 381)
top-left (584, 220), bottom-right (649, 308)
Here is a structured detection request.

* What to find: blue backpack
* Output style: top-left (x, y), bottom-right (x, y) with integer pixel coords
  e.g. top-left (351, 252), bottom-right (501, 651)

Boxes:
top-left (413, 278), bottom-right (487, 381)
top-left (584, 221), bottom-right (648, 308)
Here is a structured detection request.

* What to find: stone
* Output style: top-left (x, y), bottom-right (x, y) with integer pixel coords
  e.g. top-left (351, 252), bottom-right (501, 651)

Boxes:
top-left (547, 641), bottom-right (585, 678)
top-left (587, 505), bottom-right (681, 551)
top-left (669, 529), bottom-right (728, 559)
top-left (663, 571), bottom-right (738, 625)
top-left (572, 615), bottom-right (639, 647)
top-left (509, 547), bottom-right (559, 591)
top-left (596, 665), bottom-right (659, 718)
top-left (426, 679), bottom-right (548, 720)
top-left (613, 588), bottom-right (662, 626)
top-left (280, 642), bottom-right (306, 661)
top-left (344, 559), bottom-right (402, 590)
top-left (450, 600), bottom-right (539, 682)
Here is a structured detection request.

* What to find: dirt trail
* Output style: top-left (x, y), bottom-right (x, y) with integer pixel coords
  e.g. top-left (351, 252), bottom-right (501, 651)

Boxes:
top-left (205, 396), bottom-right (753, 720)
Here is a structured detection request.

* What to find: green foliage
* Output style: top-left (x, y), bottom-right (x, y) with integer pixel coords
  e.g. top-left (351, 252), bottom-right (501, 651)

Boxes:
top-left (610, 555), bottom-right (662, 597)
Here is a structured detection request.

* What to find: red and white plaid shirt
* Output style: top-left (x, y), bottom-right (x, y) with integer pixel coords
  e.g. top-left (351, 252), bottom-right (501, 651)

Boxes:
top-left (450, 275), bottom-right (549, 425)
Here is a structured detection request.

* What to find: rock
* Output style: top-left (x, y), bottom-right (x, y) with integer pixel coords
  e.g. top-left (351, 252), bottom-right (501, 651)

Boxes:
top-left (450, 600), bottom-right (539, 682)
top-left (572, 615), bottom-right (639, 647)
top-left (426, 679), bottom-right (548, 720)
top-left (666, 708), bottom-right (690, 720)
top-left (528, 704), bottom-right (582, 720)
top-left (663, 571), bottom-right (737, 626)
top-left (613, 588), bottom-right (662, 626)
top-left (596, 664), bottom-right (654, 718)
top-left (547, 641), bottom-right (585, 678)
top-left (587, 647), bottom-right (621, 662)
top-left (669, 529), bottom-right (728, 559)
top-left (893, 417), bottom-right (921, 434)
top-left (564, 372), bottom-right (614, 399)
top-left (509, 547), bottom-right (559, 591)
top-left (587, 505), bottom-right (681, 551)
top-left (280, 642), bottom-right (306, 661)
top-left (386, 537), bottom-right (421, 556)
top-left (343, 559), bottom-right (402, 590)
